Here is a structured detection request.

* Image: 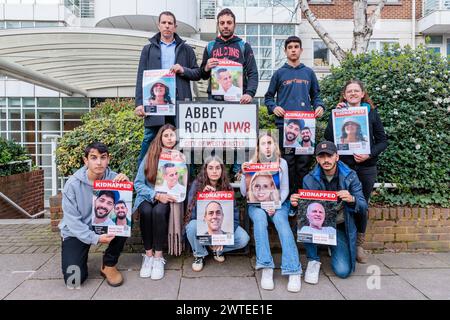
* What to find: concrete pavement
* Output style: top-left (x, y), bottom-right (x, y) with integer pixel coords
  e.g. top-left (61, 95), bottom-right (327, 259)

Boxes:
top-left (0, 219), bottom-right (449, 300)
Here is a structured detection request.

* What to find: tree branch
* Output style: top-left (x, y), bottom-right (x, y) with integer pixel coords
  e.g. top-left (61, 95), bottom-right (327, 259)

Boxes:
top-left (299, 0), bottom-right (347, 62)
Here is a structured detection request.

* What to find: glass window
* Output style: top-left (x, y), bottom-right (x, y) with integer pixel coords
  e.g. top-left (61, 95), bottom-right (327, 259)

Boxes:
top-left (273, 25), bottom-right (295, 36)
top-left (35, 21), bottom-right (60, 28)
top-left (260, 36), bottom-right (272, 47)
top-left (23, 98), bottom-right (36, 108)
top-left (427, 47), bottom-right (441, 54)
top-left (223, 0), bottom-right (245, 5)
top-left (246, 0), bottom-right (258, 6)
top-left (62, 97), bottom-right (89, 109)
top-left (260, 25), bottom-right (272, 35)
top-left (428, 35), bottom-right (443, 45)
top-left (235, 25), bottom-right (245, 36)
top-left (37, 97), bottom-right (60, 109)
top-left (246, 25), bottom-right (258, 35)
top-left (6, 21), bottom-right (21, 29)
top-left (21, 21), bottom-right (35, 28)
top-left (274, 39), bottom-right (286, 69)
top-left (313, 40), bottom-right (329, 67)
top-left (246, 36), bottom-right (259, 46)
top-left (275, 0), bottom-right (295, 6)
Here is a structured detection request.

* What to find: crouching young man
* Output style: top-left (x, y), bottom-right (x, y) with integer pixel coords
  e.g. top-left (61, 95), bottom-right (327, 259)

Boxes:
top-left (290, 141), bottom-right (367, 284)
top-left (58, 142), bottom-right (130, 288)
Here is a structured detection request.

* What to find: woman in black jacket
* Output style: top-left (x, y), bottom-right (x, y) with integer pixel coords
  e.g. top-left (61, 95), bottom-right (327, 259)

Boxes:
top-left (324, 79), bottom-right (388, 264)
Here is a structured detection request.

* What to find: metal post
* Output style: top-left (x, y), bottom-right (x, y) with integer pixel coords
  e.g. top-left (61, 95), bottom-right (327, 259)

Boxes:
top-left (43, 134), bottom-right (61, 196)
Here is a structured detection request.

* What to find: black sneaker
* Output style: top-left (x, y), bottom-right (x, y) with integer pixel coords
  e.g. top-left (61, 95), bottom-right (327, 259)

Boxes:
top-left (192, 256), bottom-right (204, 272)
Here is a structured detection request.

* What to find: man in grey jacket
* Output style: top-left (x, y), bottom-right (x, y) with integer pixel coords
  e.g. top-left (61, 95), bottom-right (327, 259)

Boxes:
top-left (59, 142), bottom-right (130, 288)
top-left (135, 11), bottom-right (201, 165)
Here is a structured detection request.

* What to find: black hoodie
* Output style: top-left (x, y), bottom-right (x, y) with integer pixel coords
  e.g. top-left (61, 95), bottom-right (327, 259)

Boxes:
top-left (135, 32), bottom-right (201, 126)
top-left (200, 35), bottom-right (258, 98)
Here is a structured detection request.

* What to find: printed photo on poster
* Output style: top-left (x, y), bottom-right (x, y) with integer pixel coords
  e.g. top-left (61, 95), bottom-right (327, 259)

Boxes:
top-left (154, 148), bottom-right (188, 202)
top-left (92, 180), bottom-right (133, 237)
top-left (283, 111), bottom-right (316, 155)
top-left (296, 190), bottom-right (340, 246)
top-left (211, 60), bottom-right (243, 102)
top-left (143, 69), bottom-right (176, 116)
top-left (196, 191), bottom-right (234, 246)
top-left (242, 162), bottom-right (281, 210)
top-left (332, 107), bottom-right (371, 155)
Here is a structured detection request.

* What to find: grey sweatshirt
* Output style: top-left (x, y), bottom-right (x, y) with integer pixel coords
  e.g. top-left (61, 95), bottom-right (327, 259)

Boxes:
top-left (58, 166), bottom-right (117, 245)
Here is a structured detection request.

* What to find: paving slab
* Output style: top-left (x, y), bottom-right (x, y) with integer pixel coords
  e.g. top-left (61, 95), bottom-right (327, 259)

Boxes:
top-left (375, 253), bottom-right (449, 269)
top-left (432, 253), bottom-right (450, 266)
top-left (321, 254), bottom-right (395, 277)
top-left (330, 275), bottom-right (427, 300)
top-left (93, 270), bottom-right (181, 300)
top-left (183, 255), bottom-right (254, 278)
top-left (0, 271), bottom-right (33, 299)
top-left (178, 277), bottom-right (260, 300)
top-left (0, 253), bottom-right (53, 272)
top-left (118, 253), bottom-right (183, 271)
top-left (256, 270), bottom-right (344, 300)
top-left (393, 269), bottom-right (450, 300)
top-left (5, 278), bottom-right (103, 300)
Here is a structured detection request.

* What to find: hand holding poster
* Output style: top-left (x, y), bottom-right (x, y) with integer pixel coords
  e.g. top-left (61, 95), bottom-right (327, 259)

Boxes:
top-left (332, 107), bottom-right (370, 155)
top-left (242, 162), bottom-right (281, 210)
top-left (196, 191), bottom-right (234, 246)
top-left (92, 180), bottom-right (133, 237)
top-left (143, 69), bottom-right (176, 116)
top-left (283, 111), bottom-right (316, 155)
top-left (296, 190), bottom-right (339, 246)
top-left (211, 60), bottom-right (243, 102)
top-left (154, 148), bottom-right (188, 202)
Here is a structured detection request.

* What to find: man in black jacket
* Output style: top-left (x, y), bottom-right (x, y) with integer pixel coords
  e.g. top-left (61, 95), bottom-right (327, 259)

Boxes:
top-left (199, 8), bottom-right (259, 177)
top-left (135, 11), bottom-right (201, 165)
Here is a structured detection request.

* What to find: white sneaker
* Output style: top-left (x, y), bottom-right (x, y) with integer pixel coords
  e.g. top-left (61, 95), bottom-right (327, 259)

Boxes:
top-left (260, 268), bottom-right (274, 290)
top-left (287, 275), bottom-right (301, 293)
top-left (139, 254), bottom-right (153, 278)
top-left (304, 260), bottom-right (321, 285)
top-left (151, 257), bottom-right (166, 280)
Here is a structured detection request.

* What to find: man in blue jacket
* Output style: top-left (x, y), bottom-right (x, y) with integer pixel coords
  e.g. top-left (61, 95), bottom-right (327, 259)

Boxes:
top-left (290, 141), bottom-right (367, 284)
top-left (265, 36), bottom-right (325, 194)
top-left (135, 11), bottom-right (201, 165)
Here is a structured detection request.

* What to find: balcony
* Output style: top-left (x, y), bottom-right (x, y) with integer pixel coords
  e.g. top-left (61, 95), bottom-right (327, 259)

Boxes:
top-left (419, 0), bottom-right (450, 33)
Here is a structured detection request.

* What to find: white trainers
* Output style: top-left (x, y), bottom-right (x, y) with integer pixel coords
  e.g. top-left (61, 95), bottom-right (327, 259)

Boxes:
top-left (304, 260), bottom-right (321, 285)
top-left (287, 274), bottom-right (302, 292)
top-left (139, 254), bottom-right (153, 278)
top-left (260, 268), bottom-right (274, 290)
top-left (151, 257), bottom-right (166, 280)
top-left (192, 256), bottom-right (205, 272)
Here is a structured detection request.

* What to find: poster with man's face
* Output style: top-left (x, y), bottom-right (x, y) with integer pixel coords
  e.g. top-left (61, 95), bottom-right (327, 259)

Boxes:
top-left (154, 149), bottom-right (188, 202)
top-left (283, 111), bottom-right (316, 155)
top-left (142, 69), bottom-right (176, 116)
top-left (211, 60), bottom-right (243, 102)
top-left (332, 107), bottom-right (371, 155)
top-left (196, 191), bottom-right (234, 246)
top-left (92, 180), bottom-right (133, 237)
top-left (242, 162), bottom-right (281, 210)
top-left (296, 190), bottom-right (339, 246)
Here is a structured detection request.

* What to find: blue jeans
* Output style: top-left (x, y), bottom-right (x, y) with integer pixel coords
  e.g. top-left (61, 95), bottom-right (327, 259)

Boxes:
top-left (248, 201), bottom-right (301, 275)
top-left (303, 228), bottom-right (352, 279)
top-left (138, 127), bottom-right (158, 167)
top-left (186, 220), bottom-right (250, 257)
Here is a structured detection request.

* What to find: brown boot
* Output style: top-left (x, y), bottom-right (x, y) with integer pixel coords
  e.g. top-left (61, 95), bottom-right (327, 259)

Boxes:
top-left (100, 265), bottom-right (124, 287)
top-left (356, 233), bottom-right (368, 264)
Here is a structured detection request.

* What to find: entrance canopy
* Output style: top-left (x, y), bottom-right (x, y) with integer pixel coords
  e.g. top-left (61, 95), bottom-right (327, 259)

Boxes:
top-left (0, 27), bottom-right (206, 96)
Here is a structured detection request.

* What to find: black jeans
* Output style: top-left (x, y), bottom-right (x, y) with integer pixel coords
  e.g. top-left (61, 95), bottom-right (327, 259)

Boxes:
top-left (353, 165), bottom-right (377, 234)
top-left (61, 236), bottom-right (127, 286)
top-left (139, 200), bottom-right (170, 251)
top-left (278, 126), bottom-right (313, 194)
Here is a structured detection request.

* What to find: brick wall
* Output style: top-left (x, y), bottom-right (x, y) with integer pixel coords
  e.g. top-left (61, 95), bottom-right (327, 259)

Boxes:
top-left (365, 207), bottom-right (450, 252)
top-left (49, 193), bottom-right (62, 232)
top-left (307, 0), bottom-right (422, 20)
top-left (0, 170), bottom-right (44, 219)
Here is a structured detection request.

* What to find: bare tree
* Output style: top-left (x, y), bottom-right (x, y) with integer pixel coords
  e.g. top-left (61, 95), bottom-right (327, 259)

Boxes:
top-left (297, 0), bottom-right (387, 62)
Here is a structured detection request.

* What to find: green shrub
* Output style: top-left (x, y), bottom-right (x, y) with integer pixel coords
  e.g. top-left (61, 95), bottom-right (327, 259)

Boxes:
top-left (319, 45), bottom-right (450, 207)
top-left (56, 99), bottom-right (143, 179)
top-left (0, 137), bottom-right (31, 176)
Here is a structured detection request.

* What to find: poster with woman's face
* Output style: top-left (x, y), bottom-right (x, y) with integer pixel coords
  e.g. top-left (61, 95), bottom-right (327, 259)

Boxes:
top-left (142, 69), bottom-right (176, 116)
top-left (332, 107), bottom-right (371, 155)
top-left (243, 162), bottom-right (281, 210)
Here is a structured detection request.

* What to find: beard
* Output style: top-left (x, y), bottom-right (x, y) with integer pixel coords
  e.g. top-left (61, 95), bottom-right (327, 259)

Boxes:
top-left (285, 132), bottom-right (297, 142)
top-left (302, 136), bottom-right (310, 142)
top-left (116, 213), bottom-right (127, 220)
top-left (95, 207), bottom-right (110, 219)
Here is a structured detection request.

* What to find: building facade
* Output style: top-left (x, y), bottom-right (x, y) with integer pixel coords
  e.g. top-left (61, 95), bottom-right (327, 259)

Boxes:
top-left (1, 0), bottom-right (448, 203)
